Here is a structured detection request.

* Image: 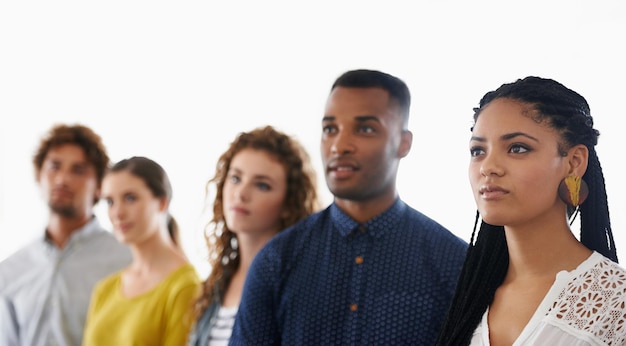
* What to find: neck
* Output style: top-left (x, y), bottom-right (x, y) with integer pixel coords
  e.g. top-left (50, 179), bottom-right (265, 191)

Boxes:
top-left (46, 213), bottom-right (93, 248)
top-left (236, 230), bottom-right (278, 272)
top-left (504, 214), bottom-right (591, 282)
top-left (128, 229), bottom-right (185, 272)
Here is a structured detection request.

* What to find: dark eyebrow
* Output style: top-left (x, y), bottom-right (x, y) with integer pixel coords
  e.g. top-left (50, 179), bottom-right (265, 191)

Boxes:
top-left (354, 115), bottom-right (380, 123)
top-left (502, 132), bottom-right (539, 142)
top-left (322, 115), bottom-right (381, 122)
top-left (470, 132), bottom-right (539, 143)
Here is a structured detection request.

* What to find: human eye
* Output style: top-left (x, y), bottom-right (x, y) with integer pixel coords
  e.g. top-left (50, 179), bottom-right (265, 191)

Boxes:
top-left (509, 144), bottom-right (530, 154)
top-left (46, 161), bottom-right (61, 171)
top-left (256, 182), bottom-right (271, 191)
top-left (228, 173), bottom-right (241, 184)
top-left (72, 165), bottom-right (88, 176)
top-left (357, 124), bottom-right (376, 134)
top-left (124, 194), bottom-right (137, 203)
top-left (104, 198), bottom-right (114, 207)
top-left (469, 146), bottom-right (485, 158)
top-left (322, 124), bottom-right (337, 134)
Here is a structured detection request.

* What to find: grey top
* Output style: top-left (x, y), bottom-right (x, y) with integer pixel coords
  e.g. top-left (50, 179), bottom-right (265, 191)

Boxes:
top-left (0, 217), bottom-right (132, 346)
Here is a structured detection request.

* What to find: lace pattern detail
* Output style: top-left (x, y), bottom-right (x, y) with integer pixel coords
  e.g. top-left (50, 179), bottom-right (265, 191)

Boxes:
top-left (547, 257), bottom-right (626, 345)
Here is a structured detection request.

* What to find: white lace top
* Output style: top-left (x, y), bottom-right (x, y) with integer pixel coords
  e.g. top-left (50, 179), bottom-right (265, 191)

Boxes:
top-left (471, 251), bottom-right (626, 346)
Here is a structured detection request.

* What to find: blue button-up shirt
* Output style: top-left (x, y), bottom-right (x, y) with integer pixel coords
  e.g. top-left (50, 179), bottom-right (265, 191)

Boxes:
top-left (230, 199), bottom-right (468, 345)
top-left (0, 218), bottom-right (132, 346)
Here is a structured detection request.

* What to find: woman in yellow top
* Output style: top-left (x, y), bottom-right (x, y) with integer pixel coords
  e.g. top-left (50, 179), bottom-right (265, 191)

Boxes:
top-left (83, 156), bottom-right (201, 345)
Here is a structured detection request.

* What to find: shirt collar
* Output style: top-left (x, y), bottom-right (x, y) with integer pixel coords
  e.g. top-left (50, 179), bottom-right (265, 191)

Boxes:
top-left (43, 216), bottom-right (102, 247)
top-left (331, 198), bottom-right (406, 238)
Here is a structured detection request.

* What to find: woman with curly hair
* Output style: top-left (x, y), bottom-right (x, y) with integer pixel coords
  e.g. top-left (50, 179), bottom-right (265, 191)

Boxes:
top-left (187, 125), bottom-right (321, 345)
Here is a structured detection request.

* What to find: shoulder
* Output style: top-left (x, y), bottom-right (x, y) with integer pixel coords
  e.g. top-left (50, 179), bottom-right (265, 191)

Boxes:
top-left (85, 226), bottom-right (123, 247)
top-left (2, 234), bottom-right (47, 259)
top-left (262, 207), bottom-right (330, 253)
top-left (178, 263), bottom-right (201, 283)
top-left (396, 203), bottom-right (468, 282)
top-left (402, 203), bottom-right (468, 248)
top-left (167, 263), bottom-right (201, 289)
top-left (589, 254), bottom-right (626, 294)
top-left (248, 208), bottom-right (331, 279)
top-left (96, 270), bottom-right (122, 289)
top-left (0, 239), bottom-right (40, 266)
top-left (547, 253), bottom-right (626, 343)
top-left (575, 252), bottom-right (626, 289)
top-left (402, 203), bottom-right (448, 230)
top-left (160, 264), bottom-right (201, 304)
top-left (282, 208), bottom-right (330, 235)
top-left (81, 225), bottom-right (132, 261)
top-left (159, 264), bottom-right (201, 316)
top-left (0, 239), bottom-right (44, 288)
top-left (92, 271), bottom-right (122, 299)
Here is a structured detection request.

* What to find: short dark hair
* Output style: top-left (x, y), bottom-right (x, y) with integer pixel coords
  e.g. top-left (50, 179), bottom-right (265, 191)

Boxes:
top-left (331, 69), bottom-right (411, 126)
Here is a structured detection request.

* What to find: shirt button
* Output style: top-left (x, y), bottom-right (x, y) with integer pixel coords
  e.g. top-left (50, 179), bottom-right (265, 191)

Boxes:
top-left (350, 304), bottom-right (358, 312)
top-left (358, 225), bottom-right (366, 233)
top-left (355, 256), bottom-right (364, 264)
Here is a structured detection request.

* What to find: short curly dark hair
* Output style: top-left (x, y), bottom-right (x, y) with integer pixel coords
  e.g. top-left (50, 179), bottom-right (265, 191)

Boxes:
top-left (33, 123), bottom-right (110, 204)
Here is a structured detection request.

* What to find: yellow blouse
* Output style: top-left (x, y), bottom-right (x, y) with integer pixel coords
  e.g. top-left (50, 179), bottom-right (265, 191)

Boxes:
top-left (83, 263), bottom-right (201, 346)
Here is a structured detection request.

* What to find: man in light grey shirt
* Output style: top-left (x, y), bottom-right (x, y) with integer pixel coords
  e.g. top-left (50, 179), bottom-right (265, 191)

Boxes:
top-left (0, 124), bottom-right (132, 346)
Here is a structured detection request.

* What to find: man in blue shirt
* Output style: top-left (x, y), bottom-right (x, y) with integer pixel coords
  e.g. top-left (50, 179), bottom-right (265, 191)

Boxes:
top-left (230, 69), bottom-right (468, 345)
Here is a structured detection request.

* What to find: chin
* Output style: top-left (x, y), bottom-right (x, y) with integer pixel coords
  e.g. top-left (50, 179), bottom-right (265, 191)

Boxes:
top-left (113, 233), bottom-right (132, 244)
top-left (329, 186), bottom-right (367, 201)
top-left (479, 214), bottom-right (507, 227)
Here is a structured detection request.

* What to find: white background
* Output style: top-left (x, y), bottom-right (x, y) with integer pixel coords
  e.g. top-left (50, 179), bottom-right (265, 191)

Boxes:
top-left (1, 1), bottom-right (625, 278)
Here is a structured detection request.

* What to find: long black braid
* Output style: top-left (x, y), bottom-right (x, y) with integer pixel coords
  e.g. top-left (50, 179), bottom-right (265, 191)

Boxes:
top-left (435, 76), bottom-right (616, 345)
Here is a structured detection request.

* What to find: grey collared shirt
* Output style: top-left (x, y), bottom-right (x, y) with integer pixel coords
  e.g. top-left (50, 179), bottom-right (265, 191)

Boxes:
top-left (0, 218), bottom-right (132, 346)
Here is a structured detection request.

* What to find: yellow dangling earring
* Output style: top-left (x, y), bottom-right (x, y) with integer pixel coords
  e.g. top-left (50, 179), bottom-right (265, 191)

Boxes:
top-left (558, 175), bottom-right (589, 207)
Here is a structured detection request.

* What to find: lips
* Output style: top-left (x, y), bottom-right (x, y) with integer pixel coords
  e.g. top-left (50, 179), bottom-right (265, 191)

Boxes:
top-left (51, 188), bottom-right (73, 198)
top-left (327, 159), bottom-right (359, 179)
top-left (479, 184), bottom-right (509, 199)
top-left (116, 223), bottom-right (132, 233)
top-left (230, 206), bottom-right (250, 215)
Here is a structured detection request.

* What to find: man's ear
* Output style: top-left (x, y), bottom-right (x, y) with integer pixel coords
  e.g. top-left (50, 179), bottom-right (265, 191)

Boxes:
top-left (568, 144), bottom-right (589, 176)
top-left (397, 130), bottom-right (413, 158)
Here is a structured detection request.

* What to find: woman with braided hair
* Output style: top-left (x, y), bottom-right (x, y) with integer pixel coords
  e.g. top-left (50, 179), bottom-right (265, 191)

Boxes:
top-left (436, 76), bottom-right (626, 345)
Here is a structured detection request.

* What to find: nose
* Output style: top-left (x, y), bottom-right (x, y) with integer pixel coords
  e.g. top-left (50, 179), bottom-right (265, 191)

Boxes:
top-left (329, 131), bottom-right (356, 156)
top-left (52, 168), bottom-right (71, 186)
top-left (479, 152), bottom-right (505, 177)
top-left (108, 201), bottom-right (125, 221)
top-left (234, 183), bottom-right (250, 202)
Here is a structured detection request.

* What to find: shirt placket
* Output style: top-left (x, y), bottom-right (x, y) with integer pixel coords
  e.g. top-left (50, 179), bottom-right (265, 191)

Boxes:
top-left (347, 224), bottom-right (368, 345)
top-left (46, 238), bottom-right (77, 345)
